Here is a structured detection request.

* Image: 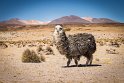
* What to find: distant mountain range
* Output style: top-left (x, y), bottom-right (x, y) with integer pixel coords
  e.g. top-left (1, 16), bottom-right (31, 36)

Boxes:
top-left (0, 18), bottom-right (49, 25)
top-left (49, 15), bottom-right (118, 24)
top-left (82, 17), bottom-right (118, 23)
top-left (0, 15), bottom-right (119, 25)
top-left (49, 15), bottom-right (90, 24)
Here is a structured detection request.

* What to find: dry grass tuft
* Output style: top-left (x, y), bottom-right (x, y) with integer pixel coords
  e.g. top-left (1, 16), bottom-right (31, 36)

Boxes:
top-left (109, 41), bottom-right (120, 47)
top-left (96, 40), bottom-right (106, 46)
top-left (44, 46), bottom-right (54, 55)
top-left (37, 45), bottom-right (43, 53)
top-left (64, 28), bottom-right (71, 31)
top-left (0, 41), bottom-right (8, 49)
top-left (37, 45), bottom-right (54, 55)
top-left (22, 49), bottom-right (41, 63)
top-left (106, 48), bottom-right (119, 54)
top-left (95, 58), bottom-right (100, 61)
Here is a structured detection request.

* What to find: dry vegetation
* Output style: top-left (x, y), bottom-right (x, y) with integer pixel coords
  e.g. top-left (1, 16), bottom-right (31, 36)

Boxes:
top-left (22, 49), bottom-right (41, 63)
top-left (0, 24), bottom-right (124, 83)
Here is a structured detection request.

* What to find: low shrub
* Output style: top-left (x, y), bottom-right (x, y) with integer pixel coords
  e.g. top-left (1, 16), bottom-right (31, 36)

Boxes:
top-left (110, 41), bottom-right (120, 47)
top-left (0, 42), bottom-right (8, 49)
top-left (22, 49), bottom-right (41, 63)
top-left (37, 45), bottom-right (54, 55)
top-left (106, 48), bottom-right (119, 54)
top-left (64, 28), bottom-right (71, 31)
top-left (45, 46), bottom-right (54, 55)
top-left (37, 45), bottom-right (43, 53)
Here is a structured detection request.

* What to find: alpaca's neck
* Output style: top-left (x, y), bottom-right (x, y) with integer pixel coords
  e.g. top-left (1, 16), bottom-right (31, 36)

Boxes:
top-left (56, 32), bottom-right (68, 45)
top-left (59, 32), bottom-right (68, 42)
top-left (54, 32), bottom-right (69, 55)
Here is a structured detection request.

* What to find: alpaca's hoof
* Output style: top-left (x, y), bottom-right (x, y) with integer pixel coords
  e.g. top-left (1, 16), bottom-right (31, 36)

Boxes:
top-left (85, 64), bottom-right (88, 66)
top-left (67, 65), bottom-right (69, 67)
top-left (76, 65), bottom-right (78, 67)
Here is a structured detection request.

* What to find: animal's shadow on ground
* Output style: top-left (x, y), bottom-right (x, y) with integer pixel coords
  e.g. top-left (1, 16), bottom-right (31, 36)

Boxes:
top-left (62, 64), bottom-right (102, 68)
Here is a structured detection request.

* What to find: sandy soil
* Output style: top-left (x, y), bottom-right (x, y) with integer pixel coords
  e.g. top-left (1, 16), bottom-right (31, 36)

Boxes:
top-left (0, 26), bottom-right (124, 83)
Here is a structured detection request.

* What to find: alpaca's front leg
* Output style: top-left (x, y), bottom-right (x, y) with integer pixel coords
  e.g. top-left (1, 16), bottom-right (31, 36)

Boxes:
top-left (74, 58), bottom-right (78, 67)
top-left (89, 55), bottom-right (93, 65)
top-left (67, 58), bottom-right (72, 67)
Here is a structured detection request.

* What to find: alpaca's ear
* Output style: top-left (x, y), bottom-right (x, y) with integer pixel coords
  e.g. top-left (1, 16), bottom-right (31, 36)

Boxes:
top-left (59, 24), bottom-right (63, 27)
top-left (55, 24), bottom-right (63, 27)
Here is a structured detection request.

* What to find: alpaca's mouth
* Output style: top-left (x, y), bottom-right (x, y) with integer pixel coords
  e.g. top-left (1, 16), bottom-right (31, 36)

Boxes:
top-left (56, 30), bottom-right (60, 35)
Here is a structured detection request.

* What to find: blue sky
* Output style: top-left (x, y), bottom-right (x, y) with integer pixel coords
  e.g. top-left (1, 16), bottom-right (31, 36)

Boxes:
top-left (0, 0), bottom-right (124, 22)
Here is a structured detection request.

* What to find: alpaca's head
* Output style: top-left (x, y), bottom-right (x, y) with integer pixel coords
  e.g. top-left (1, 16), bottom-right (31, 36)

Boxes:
top-left (54, 25), bottom-right (64, 35)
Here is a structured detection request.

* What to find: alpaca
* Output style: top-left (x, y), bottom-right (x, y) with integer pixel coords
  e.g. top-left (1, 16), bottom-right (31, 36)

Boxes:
top-left (53, 25), bottom-right (96, 67)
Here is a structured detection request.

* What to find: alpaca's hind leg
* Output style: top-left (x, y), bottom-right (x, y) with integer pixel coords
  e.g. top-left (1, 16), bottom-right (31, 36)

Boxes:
top-left (89, 55), bottom-right (93, 65)
top-left (74, 58), bottom-right (78, 67)
top-left (67, 58), bottom-right (72, 67)
top-left (86, 58), bottom-right (90, 66)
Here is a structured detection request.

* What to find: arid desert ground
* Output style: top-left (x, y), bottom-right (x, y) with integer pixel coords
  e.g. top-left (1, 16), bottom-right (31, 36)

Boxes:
top-left (0, 24), bottom-right (124, 83)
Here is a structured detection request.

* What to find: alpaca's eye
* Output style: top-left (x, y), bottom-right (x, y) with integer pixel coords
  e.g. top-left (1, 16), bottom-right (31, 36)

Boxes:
top-left (59, 28), bottom-right (62, 30)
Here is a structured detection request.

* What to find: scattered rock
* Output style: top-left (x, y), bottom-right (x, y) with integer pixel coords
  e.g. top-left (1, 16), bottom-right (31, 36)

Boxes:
top-left (95, 58), bottom-right (100, 61)
top-left (106, 48), bottom-right (119, 54)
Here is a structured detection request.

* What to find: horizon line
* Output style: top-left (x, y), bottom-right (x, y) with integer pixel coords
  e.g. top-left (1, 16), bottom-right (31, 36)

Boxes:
top-left (0, 15), bottom-right (123, 23)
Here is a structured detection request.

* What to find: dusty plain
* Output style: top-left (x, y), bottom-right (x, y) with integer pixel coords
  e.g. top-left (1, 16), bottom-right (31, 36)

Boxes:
top-left (0, 24), bottom-right (124, 83)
